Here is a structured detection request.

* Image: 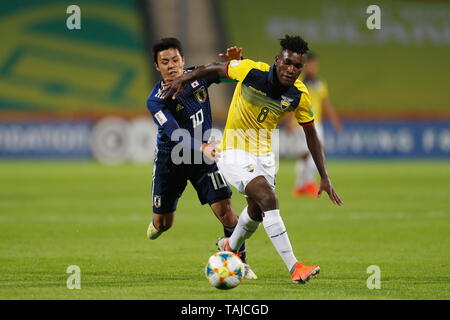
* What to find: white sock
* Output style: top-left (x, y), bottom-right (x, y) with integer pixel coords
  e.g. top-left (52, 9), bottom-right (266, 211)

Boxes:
top-left (229, 207), bottom-right (260, 251)
top-left (295, 158), bottom-right (306, 186)
top-left (262, 209), bottom-right (297, 272)
top-left (303, 155), bottom-right (317, 183)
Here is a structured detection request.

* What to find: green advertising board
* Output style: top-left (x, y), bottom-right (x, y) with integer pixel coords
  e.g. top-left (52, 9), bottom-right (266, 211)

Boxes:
top-left (220, 0), bottom-right (450, 116)
top-left (0, 0), bottom-right (151, 119)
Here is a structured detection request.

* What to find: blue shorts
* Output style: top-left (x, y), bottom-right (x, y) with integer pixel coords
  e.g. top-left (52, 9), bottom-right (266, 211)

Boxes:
top-left (151, 151), bottom-right (232, 214)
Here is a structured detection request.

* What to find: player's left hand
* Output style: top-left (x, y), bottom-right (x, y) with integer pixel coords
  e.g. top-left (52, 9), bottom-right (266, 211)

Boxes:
top-left (218, 46), bottom-right (243, 61)
top-left (161, 77), bottom-right (186, 100)
top-left (318, 177), bottom-right (343, 206)
top-left (201, 141), bottom-right (221, 162)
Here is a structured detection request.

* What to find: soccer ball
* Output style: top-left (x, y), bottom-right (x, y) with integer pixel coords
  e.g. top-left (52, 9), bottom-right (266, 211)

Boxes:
top-left (205, 251), bottom-right (244, 290)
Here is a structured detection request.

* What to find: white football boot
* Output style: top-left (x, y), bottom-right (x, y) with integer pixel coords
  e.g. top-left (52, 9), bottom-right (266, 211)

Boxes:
top-left (147, 221), bottom-right (162, 240)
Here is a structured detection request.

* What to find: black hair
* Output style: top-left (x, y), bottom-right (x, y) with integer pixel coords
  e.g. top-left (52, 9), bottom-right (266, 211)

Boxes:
top-left (279, 35), bottom-right (309, 55)
top-left (152, 37), bottom-right (183, 64)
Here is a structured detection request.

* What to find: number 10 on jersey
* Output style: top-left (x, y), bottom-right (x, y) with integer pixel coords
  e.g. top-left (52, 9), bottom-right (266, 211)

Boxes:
top-left (190, 109), bottom-right (204, 128)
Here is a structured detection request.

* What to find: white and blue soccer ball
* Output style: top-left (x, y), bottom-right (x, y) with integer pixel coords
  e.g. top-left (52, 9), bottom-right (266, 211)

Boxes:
top-left (205, 251), bottom-right (244, 290)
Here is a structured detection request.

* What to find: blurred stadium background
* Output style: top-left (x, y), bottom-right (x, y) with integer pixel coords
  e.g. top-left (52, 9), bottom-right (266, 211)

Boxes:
top-left (1, 0), bottom-right (449, 161)
top-left (1, 0), bottom-right (449, 299)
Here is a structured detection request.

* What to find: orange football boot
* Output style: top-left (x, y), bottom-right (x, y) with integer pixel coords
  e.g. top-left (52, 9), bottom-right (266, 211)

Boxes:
top-left (292, 182), bottom-right (319, 198)
top-left (290, 261), bottom-right (320, 284)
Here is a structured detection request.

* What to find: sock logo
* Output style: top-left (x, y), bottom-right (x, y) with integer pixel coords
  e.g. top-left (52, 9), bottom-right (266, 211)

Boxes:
top-left (153, 195), bottom-right (161, 208)
top-left (270, 230), bottom-right (287, 238)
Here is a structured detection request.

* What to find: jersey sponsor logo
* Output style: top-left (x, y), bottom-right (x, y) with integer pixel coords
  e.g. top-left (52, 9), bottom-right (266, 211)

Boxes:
top-left (175, 104), bottom-right (184, 112)
top-left (154, 110), bottom-right (168, 125)
top-left (153, 195), bottom-right (161, 208)
top-left (191, 80), bottom-right (199, 88)
top-left (194, 87), bottom-right (208, 103)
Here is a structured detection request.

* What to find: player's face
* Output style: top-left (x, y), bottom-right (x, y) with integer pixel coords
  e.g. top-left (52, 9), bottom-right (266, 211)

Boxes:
top-left (304, 59), bottom-right (319, 78)
top-left (155, 48), bottom-right (185, 81)
top-left (275, 50), bottom-right (305, 86)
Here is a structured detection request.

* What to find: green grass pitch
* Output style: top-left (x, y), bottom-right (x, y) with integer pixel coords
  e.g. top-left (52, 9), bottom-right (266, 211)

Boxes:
top-left (0, 160), bottom-right (449, 299)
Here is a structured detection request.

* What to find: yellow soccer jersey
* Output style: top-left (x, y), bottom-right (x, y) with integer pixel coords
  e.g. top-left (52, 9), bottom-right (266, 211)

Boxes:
top-left (301, 77), bottom-right (328, 123)
top-left (221, 59), bottom-right (314, 155)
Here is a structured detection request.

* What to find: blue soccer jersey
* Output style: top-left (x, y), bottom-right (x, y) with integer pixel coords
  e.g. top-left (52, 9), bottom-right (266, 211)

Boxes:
top-left (146, 68), bottom-right (231, 214)
top-left (146, 68), bottom-right (219, 153)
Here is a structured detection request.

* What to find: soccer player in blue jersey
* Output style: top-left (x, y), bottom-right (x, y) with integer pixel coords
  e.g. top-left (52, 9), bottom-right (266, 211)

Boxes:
top-left (145, 38), bottom-right (257, 279)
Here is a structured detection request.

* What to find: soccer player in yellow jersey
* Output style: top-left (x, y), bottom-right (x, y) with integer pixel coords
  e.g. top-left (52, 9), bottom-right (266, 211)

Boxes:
top-left (162, 35), bottom-right (343, 284)
top-left (285, 52), bottom-right (342, 197)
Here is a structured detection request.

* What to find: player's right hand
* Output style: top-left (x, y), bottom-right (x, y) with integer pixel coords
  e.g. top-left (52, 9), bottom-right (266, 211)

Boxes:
top-left (218, 46), bottom-right (243, 61)
top-left (161, 77), bottom-right (186, 100)
top-left (318, 177), bottom-right (343, 206)
top-left (201, 141), bottom-right (221, 162)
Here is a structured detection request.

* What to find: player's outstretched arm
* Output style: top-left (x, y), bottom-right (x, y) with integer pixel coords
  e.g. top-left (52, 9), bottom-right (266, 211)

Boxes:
top-left (303, 124), bottom-right (343, 206)
top-left (218, 46), bottom-right (243, 61)
top-left (161, 62), bottom-right (228, 100)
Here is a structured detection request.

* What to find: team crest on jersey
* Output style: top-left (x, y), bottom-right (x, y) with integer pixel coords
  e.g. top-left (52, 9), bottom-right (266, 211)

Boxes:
top-left (194, 87), bottom-right (207, 103)
top-left (281, 95), bottom-right (293, 110)
top-left (153, 195), bottom-right (161, 208)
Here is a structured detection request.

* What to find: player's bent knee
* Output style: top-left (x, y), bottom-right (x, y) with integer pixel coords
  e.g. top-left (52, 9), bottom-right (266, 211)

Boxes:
top-left (257, 191), bottom-right (278, 212)
top-left (245, 176), bottom-right (278, 211)
top-left (252, 189), bottom-right (278, 211)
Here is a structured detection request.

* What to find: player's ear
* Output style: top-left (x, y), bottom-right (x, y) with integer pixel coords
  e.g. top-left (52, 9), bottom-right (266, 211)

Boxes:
top-left (154, 62), bottom-right (160, 72)
top-left (302, 54), bottom-right (308, 64)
